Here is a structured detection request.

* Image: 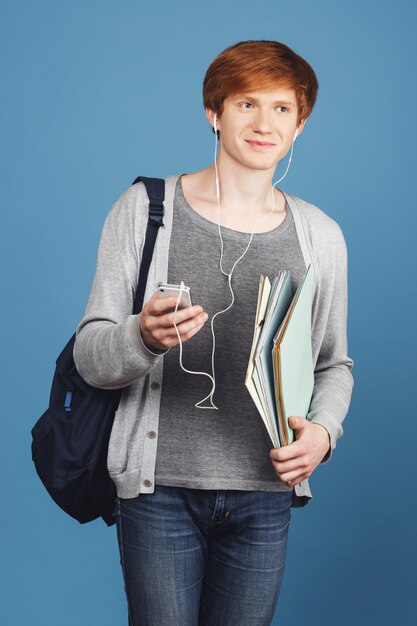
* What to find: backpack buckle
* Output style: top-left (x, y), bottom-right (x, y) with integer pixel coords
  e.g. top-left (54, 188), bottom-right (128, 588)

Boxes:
top-left (149, 200), bottom-right (164, 226)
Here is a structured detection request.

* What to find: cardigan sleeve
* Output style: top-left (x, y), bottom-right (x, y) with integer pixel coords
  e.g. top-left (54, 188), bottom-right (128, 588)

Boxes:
top-left (306, 229), bottom-right (354, 463)
top-left (73, 186), bottom-right (166, 390)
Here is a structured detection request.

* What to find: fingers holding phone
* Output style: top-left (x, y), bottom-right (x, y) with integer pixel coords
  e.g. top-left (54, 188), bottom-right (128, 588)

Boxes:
top-left (139, 283), bottom-right (208, 352)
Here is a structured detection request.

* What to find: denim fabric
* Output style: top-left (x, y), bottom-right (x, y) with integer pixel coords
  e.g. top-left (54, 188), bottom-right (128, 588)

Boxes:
top-left (113, 485), bottom-right (293, 626)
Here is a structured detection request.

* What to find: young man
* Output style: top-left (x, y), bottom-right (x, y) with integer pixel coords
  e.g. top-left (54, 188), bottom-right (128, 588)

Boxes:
top-left (74, 40), bottom-right (354, 626)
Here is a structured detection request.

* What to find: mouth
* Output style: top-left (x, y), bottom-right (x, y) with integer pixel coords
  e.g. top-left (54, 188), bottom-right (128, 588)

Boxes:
top-left (245, 140), bottom-right (276, 151)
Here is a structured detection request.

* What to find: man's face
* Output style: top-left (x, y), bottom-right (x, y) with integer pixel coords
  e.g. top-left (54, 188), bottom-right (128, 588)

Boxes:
top-left (209, 86), bottom-right (304, 172)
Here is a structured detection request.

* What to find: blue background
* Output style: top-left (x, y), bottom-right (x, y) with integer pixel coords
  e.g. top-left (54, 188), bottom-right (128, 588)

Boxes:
top-left (1, 0), bottom-right (416, 624)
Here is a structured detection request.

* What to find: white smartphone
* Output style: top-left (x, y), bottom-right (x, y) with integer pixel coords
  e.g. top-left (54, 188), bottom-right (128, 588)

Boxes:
top-left (157, 282), bottom-right (193, 309)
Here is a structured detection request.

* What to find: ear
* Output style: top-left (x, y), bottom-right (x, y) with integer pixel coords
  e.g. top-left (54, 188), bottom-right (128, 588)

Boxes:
top-left (295, 118), bottom-right (307, 138)
top-left (205, 107), bottom-right (218, 132)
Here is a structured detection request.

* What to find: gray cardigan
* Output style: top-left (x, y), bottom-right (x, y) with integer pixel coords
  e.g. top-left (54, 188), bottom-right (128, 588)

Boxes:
top-left (73, 174), bottom-right (354, 507)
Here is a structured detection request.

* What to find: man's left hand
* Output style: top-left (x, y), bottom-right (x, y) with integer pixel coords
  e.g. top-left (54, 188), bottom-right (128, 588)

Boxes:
top-left (269, 416), bottom-right (331, 487)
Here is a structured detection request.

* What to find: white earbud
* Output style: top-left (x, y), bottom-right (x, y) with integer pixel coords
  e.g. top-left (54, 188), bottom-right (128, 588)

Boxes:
top-left (293, 128), bottom-right (299, 142)
top-left (214, 114), bottom-right (217, 133)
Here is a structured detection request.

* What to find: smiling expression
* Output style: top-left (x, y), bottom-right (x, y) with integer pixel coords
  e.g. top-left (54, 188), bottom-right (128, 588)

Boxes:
top-left (207, 86), bottom-right (305, 172)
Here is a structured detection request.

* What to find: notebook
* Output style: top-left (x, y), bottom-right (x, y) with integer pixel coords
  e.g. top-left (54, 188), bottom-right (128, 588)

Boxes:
top-left (245, 264), bottom-right (314, 448)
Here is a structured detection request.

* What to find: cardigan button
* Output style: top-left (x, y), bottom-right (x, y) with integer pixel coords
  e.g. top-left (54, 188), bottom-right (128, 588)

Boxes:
top-left (143, 479), bottom-right (152, 488)
top-left (147, 431), bottom-right (156, 439)
top-left (150, 382), bottom-right (160, 390)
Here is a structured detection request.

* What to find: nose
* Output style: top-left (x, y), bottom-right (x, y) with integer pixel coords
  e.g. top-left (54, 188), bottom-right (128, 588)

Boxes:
top-left (252, 107), bottom-right (273, 135)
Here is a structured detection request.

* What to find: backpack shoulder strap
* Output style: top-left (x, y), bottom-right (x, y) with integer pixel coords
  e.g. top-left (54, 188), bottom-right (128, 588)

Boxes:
top-left (131, 176), bottom-right (165, 315)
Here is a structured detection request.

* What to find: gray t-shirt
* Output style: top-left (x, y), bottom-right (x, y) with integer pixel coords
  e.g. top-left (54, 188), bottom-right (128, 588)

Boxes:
top-left (154, 175), bottom-right (306, 491)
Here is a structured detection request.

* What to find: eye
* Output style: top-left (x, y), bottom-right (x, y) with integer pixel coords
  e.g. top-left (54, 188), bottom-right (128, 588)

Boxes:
top-left (277, 106), bottom-right (289, 113)
top-left (239, 102), bottom-right (254, 110)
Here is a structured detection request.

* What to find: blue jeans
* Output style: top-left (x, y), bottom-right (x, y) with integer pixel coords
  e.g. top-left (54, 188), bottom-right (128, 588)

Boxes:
top-left (113, 485), bottom-right (293, 626)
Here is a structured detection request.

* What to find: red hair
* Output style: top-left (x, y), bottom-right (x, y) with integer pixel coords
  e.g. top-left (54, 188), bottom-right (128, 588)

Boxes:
top-left (203, 40), bottom-right (319, 128)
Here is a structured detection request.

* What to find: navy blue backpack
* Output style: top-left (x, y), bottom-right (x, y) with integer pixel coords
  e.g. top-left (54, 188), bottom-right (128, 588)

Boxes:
top-left (31, 176), bottom-right (165, 526)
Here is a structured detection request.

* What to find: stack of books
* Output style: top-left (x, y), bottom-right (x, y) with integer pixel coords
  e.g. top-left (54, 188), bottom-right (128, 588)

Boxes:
top-left (245, 264), bottom-right (314, 449)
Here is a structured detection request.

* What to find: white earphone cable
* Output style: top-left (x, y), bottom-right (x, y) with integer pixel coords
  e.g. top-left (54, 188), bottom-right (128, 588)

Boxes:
top-left (172, 115), bottom-right (298, 409)
top-left (172, 281), bottom-right (218, 408)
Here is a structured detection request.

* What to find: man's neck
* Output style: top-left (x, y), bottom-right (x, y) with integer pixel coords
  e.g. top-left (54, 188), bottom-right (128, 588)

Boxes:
top-left (180, 166), bottom-right (287, 234)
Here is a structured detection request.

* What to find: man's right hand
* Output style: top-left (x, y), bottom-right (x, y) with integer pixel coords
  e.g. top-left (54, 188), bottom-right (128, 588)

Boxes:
top-left (139, 291), bottom-right (208, 353)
